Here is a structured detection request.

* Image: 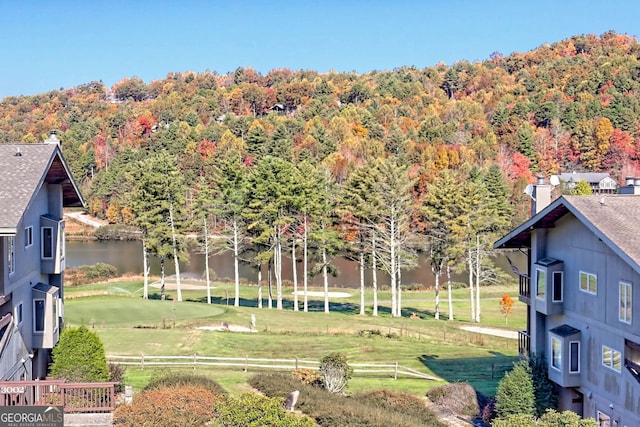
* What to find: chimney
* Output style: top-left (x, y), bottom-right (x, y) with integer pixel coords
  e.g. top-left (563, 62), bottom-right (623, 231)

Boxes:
top-left (44, 131), bottom-right (61, 147)
top-left (531, 176), bottom-right (551, 215)
top-left (619, 176), bottom-right (640, 195)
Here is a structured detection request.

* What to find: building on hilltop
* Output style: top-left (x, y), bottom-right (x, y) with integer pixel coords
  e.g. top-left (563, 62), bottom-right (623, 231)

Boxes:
top-left (495, 178), bottom-right (640, 426)
top-left (0, 133), bottom-right (84, 380)
top-left (553, 172), bottom-right (618, 194)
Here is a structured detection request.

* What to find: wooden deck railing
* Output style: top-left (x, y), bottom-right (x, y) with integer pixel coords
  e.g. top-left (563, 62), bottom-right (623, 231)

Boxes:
top-left (518, 330), bottom-right (531, 359)
top-left (0, 380), bottom-right (117, 413)
top-left (519, 274), bottom-right (531, 303)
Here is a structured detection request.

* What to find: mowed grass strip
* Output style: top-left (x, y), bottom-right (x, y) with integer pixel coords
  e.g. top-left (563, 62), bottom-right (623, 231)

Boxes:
top-left (64, 280), bottom-right (521, 397)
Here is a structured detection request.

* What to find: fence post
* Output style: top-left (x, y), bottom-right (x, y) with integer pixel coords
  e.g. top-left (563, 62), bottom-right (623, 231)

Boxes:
top-left (244, 355), bottom-right (248, 372)
top-left (193, 353), bottom-right (197, 370)
top-left (394, 362), bottom-right (398, 380)
top-left (492, 363), bottom-right (495, 379)
top-left (141, 354), bottom-right (144, 370)
top-left (295, 357), bottom-right (298, 370)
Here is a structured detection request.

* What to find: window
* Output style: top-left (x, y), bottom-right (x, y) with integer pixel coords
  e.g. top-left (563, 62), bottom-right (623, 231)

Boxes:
top-left (33, 299), bottom-right (45, 333)
top-left (52, 297), bottom-right (58, 332)
top-left (552, 271), bottom-right (563, 302)
top-left (602, 345), bottom-right (621, 372)
top-left (551, 336), bottom-right (562, 371)
top-left (14, 302), bottom-right (23, 326)
top-left (7, 236), bottom-right (15, 275)
top-left (41, 227), bottom-right (53, 259)
top-left (620, 282), bottom-right (632, 324)
top-left (536, 269), bottom-right (545, 300)
top-left (24, 226), bottom-right (33, 248)
top-left (60, 222), bottom-right (65, 260)
top-left (580, 271), bottom-right (597, 294)
top-left (570, 341), bottom-right (580, 373)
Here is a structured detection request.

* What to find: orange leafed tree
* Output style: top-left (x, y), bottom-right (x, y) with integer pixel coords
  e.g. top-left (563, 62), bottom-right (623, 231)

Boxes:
top-left (499, 293), bottom-right (514, 324)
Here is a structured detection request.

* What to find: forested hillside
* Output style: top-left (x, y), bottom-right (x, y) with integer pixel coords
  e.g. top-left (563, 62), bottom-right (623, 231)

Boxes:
top-left (1, 31), bottom-right (639, 313)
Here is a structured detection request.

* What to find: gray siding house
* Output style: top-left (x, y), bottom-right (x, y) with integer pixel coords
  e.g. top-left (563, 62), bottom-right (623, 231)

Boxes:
top-left (495, 180), bottom-right (640, 426)
top-left (0, 136), bottom-right (83, 380)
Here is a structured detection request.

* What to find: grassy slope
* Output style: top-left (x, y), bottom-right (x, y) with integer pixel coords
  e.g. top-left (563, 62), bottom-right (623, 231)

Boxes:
top-left (64, 280), bottom-right (524, 397)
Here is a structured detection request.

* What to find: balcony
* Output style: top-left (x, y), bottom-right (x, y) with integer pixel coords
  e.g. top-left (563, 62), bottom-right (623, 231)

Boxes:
top-left (518, 330), bottom-right (531, 359)
top-left (519, 274), bottom-right (530, 304)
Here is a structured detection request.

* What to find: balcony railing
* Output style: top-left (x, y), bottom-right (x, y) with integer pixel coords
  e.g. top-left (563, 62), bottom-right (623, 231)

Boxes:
top-left (0, 380), bottom-right (117, 413)
top-left (519, 274), bottom-right (531, 303)
top-left (518, 330), bottom-right (531, 359)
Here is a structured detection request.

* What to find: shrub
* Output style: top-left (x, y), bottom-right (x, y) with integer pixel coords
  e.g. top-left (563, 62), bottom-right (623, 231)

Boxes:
top-left (66, 263), bottom-right (118, 286)
top-left (249, 373), bottom-right (446, 427)
top-left (319, 352), bottom-right (352, 393)
top-left (529, 353), bottom-right (558, 416)
top-left (108, 363), bottom-right (126, 393)
top-left (481, 397), bottom-right (495, 424)
top-left (93, 224), bottom-right (140, 240)
top-left (426, 382), bottom-right (480, 417)
top-left (213, 393), bottom-right (315, 427)
top-left (494, 360), bottom-right (535, 419)
top-left (50, 326), bottom-right (109, 382)
top-left (113, 385), bottom-right (218, 427)
top-left (292, 369), bottom-right (322, 387)
top-left (143, 373), bottom-right (226, 395)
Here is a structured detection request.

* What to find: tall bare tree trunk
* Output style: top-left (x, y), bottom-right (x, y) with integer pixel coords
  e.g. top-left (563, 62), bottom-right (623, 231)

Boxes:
top-left (372, 233), bottom-right (378, 317)
top-left (303, 219), bottom-right (309, 312)
top-left (204, 218), bottom-right (211, 304)
top-left (447, 264), bottom-right (453, 321)
top-left (233, 218), bottom-right (240, 307)
top-left (359, 239), bottom-right (365, 315)
top-left (475, 234), bottom-right (481, 322)
top-left (468, 247), bottom-right (475, 322)
top-left (323, 248), bottom-right (329, 313)
top-left (292, 237), bottom-right (298, 311)
top-left (169, 200), bottom-right (182, 302)
top-left (390, 217), bottom-right (398, 317)
top-left (142, 237), bottom-right (149, 300)
top-left (257, 261), bottom-right (263, 309)
top-left (275, 226), bottom-right (283, 310)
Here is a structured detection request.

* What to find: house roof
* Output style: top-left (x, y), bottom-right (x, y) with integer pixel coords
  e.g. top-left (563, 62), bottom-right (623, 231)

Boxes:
top-left (0, 143), bottom-right (84, 234)
top-left (494, 194), bottom-right (640, 274)
top-left (557, 172), bottom-right (611, 184)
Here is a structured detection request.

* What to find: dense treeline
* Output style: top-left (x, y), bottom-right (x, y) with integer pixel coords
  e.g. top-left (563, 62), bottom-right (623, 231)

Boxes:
top-left (2, 31), bottom-right (639, 316)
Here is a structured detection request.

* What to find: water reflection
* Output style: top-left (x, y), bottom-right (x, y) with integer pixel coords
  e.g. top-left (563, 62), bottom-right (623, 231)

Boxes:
top-left (66, 240), bottom-right (524, 289)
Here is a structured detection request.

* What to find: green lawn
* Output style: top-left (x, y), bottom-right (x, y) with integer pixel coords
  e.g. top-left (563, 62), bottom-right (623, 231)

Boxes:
top-left (64, 280), bottom-right (524, 397)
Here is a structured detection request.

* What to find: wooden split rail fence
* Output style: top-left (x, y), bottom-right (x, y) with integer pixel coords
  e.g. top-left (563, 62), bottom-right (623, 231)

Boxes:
top-left (107, 355), bottom-right (440, 381)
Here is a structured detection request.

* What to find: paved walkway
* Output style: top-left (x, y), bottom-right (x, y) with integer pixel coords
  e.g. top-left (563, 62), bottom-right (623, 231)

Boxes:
top-left (65, 211), bottom-right (107, 228)
top-left (459, 325), bottom-right (518, 339)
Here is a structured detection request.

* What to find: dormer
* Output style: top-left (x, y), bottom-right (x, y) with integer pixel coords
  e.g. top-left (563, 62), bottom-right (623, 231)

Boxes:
top-left (534, 257), bottom-right (564, 315)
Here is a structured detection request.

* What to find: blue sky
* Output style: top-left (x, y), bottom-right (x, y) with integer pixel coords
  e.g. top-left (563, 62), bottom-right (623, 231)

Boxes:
top-left (1, 0), bottom-right (639, 99)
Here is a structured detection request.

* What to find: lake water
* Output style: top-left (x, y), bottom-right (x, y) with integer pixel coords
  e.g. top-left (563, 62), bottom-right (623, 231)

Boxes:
top-left (65, 240), bottom-right (524, 289)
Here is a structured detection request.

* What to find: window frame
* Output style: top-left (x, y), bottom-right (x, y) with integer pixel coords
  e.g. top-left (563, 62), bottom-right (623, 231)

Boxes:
top-left (33, 298), bottom-right (45, 334)
top-left (7, 236), bottom-right (15, 276)
top-left (619, 281), bottom-right (632, 324)
top-left (24, 226), bottom-right (33, 249)
top-left (14, 302), bottom-right (23, 327)
top-left (536, 268), bottom-right (546, 300)
top-left (551, 336), bottom-right (562, 371)
top-left (580, 271), bottom-right (597, 295)
top-left (552, 271), bottom-right (563, 302)
top-left (41, 227), bottom-right (53, 260)
top-left (602, 345), bottom-right (621, 373)
top-left (569, 341), bottom-right (580, 373)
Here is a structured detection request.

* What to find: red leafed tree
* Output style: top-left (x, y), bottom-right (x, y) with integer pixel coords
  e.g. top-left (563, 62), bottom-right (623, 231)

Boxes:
top-left (197, 139), bottom-right (216, 161)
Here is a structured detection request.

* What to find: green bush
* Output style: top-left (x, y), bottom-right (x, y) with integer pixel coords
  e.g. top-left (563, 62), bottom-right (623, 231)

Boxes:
top-left (319, 352), bottom-right (352, 393)
top-left (50, 326), bottom-right (109, 382)
top-left (529, 353), bottom-right (558, 417)
top-left (93, 224), bottom-right (140, 240)
top-left (66, 263), bottom-right (118, 286)
top-left (494, 360), bottom-right (535, 419)
top-left (113, 384), bottom-right (219, 427)
top-left (492, 409), bottom-right (598, 427)
top-left (213, 393), bottom-right (315, 427)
